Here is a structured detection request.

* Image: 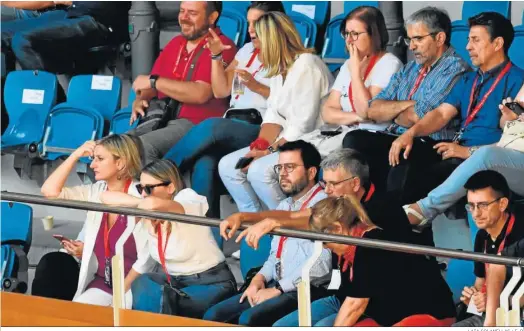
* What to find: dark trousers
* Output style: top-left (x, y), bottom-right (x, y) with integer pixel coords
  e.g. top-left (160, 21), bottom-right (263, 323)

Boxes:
top-left (1, 10), bottom-right (110, 72)
top-left (31, 252), bottom-right (79, 301)
top-left (343, 130), bottom-right (462, 205)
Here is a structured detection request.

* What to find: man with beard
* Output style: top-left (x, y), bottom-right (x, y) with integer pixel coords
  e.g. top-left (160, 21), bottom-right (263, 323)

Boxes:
top-left (342, 7), bottom-right (469, 205)
top-left (202, 140), bottom-right (331, 326)
top-left (130, 1), bottom-right (236, 164)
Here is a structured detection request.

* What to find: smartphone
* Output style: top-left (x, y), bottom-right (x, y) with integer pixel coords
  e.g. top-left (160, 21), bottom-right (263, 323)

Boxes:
top-left (505, 102), bottom-right (524, 116)
top-left (52, 234), bottom-right (72, 243)
top-left (235, 157), bottom-right (254, 169)
top-left (320, 130), bottom-right (342, 137)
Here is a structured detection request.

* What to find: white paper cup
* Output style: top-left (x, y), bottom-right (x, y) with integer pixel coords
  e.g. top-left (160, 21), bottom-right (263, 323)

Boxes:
top-left (42, 216), bottom-right (54, 231)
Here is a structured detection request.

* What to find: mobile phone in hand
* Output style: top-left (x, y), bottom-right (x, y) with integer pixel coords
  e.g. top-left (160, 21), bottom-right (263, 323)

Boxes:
top-left (235, 157), bottom-right (254, 169)
top-left (52, 234), bottom-right (72, 243)
top-left (505, 102), bottom-right (524, 116)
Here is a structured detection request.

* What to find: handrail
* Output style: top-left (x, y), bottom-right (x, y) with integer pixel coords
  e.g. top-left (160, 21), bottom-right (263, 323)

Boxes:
top-left (2, 191), bottom-right (523, 268)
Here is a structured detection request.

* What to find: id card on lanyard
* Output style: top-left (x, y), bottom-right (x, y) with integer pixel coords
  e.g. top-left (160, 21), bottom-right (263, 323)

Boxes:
top-left (103, 179), bottom-right (132, 288)
top-left (234, 49), bottom-right (263, 101)
top-left (275, 186), bottom-right (323, 280)
top-left (453, 62), bottom-right (512, 143)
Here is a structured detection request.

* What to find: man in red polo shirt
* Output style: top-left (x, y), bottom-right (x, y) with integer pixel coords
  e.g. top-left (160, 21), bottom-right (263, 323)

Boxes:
top-left (129, 1), bottom-right (236, 163)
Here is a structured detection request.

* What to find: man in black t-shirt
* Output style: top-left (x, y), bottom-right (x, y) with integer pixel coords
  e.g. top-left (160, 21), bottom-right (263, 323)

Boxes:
top-left (454, 171), bottom-right (524, 327)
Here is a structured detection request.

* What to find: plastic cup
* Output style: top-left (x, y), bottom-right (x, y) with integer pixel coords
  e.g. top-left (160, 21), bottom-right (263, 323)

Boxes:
top-left (42, 216), bottom-right (54, 231)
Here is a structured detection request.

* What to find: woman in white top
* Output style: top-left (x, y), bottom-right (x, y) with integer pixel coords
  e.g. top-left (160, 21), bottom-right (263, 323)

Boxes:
top-left (162, 2), bottom-right (285, 219)
top-left (40, 134), bottom-right (148, 307)
top-left (101, 159), bottom-right (236, 318)
top-left (301, 6), bottom-right (403, 158)
top-left (219, 11), bottom-right (334, 213)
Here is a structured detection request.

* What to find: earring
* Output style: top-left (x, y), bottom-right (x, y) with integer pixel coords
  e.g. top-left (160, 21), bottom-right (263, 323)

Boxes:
top-left (117, 174), bottom-right (122, 180)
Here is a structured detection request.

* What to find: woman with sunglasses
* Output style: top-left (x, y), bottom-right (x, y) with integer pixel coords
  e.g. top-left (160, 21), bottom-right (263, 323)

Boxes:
top-left (40, 134), bottom-right (146, 307)
top-left (301, 6), bottom-right (402, 158)
top-left (274, 195), bottom-right (456, 327)
top-left (100, 159), bottom-right (236, 318)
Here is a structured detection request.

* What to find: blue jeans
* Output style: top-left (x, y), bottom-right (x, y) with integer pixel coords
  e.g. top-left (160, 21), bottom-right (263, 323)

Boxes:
top-left (1, 6), bottom-right (41, 22)
top-left (418, 146), bottom-right (524, 221)
top-left (163, 118), bottom-right (261, 218)
top-left (273, 295), bottom-right (341, 327)
top-left (131, 262), bottom-right (237, 319)
top-left (2, 10), bottom-right (110, 72)
top-left (203, 289), bottom-right (300, 326)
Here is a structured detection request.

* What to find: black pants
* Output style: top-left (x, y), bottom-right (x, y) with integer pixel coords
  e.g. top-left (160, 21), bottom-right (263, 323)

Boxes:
top-left (31, 252), bottom-right (79, 300)
top-left (343, 130), bottom-right (462, 205)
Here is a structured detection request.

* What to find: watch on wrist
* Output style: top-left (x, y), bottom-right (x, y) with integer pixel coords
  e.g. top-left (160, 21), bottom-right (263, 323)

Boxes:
top-left (274, 281), bottom-right (283, 294)
top-left (267, 145), bottom-right (276, 154)
top-left (149, 74), bottom-right (159, 90)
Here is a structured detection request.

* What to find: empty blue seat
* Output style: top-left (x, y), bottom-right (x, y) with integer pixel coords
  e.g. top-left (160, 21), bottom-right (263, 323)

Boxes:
top-left (321, 16), bottom-right (346, 72)
top-left (222, 1), bottom-right (251, 16)
top-left (1, 201), bottom-right (33, 293)
top-left (510, 20), bottom-right (524, 70)
top-left (218, 9), bottom-right (248, 48)
top-left (344, 1), bottom-right (379, 14)
top-left (452, 1), bottom-right (511, 29)
top-left (110, 89), bottom-right (138, 135)
top-left (2, 70), bottom-right (57, 149)
top-left (289, 12), bottom-right (317, 48)
top-left (450, 25), bottom-right (472, 66)
top-left (283, 1), bottom-right (330, 28)
top-left (240, 235), bottom-right (272, 279)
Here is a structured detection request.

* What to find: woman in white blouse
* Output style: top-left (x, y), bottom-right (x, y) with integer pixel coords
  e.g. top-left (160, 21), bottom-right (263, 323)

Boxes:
top-left (301, 6), bottom-right (403, 158)
top-left (219, 11), bottom-right (334, 213)
top-left (40, 134), bottom-right (147, 307)
top-left (101, 159), bottom-right (236, 318)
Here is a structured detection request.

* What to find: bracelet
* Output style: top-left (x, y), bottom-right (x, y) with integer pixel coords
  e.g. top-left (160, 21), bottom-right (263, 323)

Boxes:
top-left (250, 138), bottom-right (270, 151)
top-left (211, 52), bottom-right (223, 60)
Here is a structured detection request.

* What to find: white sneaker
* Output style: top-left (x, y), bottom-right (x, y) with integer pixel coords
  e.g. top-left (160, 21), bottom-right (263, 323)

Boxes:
top-left (231, 249), bottom-right (241, 259)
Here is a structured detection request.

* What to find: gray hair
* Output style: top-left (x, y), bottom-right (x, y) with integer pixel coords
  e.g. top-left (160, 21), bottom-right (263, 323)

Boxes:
top-left (405, 6), bottom-right (452, 46)
top-left (320, 149), bottom-right (370, 188)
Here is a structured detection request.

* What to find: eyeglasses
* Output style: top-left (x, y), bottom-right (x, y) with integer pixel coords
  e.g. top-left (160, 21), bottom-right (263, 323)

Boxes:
top-left (403, 32), bottom-right (437, 46)
top-left (342, 30), bottom-right (367, 41)
top-left (273, 163), bottom-right (305, 175)
top-left (319, 176), bottom-right (356, 189)
top-left (136, 182), bottom-right (171, 195)
top-left (465, 198), bottom-right (501, 213)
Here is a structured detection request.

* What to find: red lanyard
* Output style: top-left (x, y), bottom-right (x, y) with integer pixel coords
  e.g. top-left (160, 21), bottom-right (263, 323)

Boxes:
top-left (276, 186), bottom-right (324, 259)
top-left (348, 55), bottom-right (379, 112)
top-left (482, 213), bottom-right (515, 293)
top-left (157, 222), bottom-right (173, 284)
top-left (234, 49), bottom-right (262, 100)
top-left (172, 34), bottom-right (209, 80)
top-left (363, 183), bottom-right (375, 203)
top-left (463, 62), bottom-right (512, 132)
top-left (407, 66), bottom-right (430, 100)
top-left (103, 179), bottom-right (132, 260)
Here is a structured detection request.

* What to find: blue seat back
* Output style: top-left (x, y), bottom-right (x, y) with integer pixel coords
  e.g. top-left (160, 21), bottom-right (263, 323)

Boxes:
top-left (462, 1), bottom-right (510, 20)
top-left (222, 1), bottom-right (251, 16)
top-left (450, 25), bottom-right (472, 66)
top-left (110, 89), bottom-right (137, 135)
top-left (240, 235), bottom-right (272, 279)
top-left (344, 1), bottom-right (379, 14)
top-left (289, 12), bottom-right (317, 48)
top-left (321, 15), bottom-right (346, 72)
top-left (283, 1), bottom-right (330, 28)
top-left (509, 29), bottom-right (524, 70)
top-left (1, 202), bottom-right (33, 251)
top-left (446, 258), bottom-right (476, 303)
top-left (67, 75), bottom-right (122, 121)
top-left (2, 70), bottom-right (57, 147)
top-left (218, 10), bottom-right (248, 47)
top-left (42, 105), bottom-right (104, 161)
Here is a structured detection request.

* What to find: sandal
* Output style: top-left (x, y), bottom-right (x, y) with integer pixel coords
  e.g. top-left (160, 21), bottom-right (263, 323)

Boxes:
top-left (403, 204), bottom-right (430, 233)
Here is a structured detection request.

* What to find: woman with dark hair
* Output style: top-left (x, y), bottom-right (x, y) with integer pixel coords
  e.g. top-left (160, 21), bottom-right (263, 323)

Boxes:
top-left (274, 195), bottom-right (456, 327)
top-left (100, 159), bottom-right (236, 318)
top-left (301, 6), bottom-right (403, 158)
top-left (162, 1), bottom-right (285, 219)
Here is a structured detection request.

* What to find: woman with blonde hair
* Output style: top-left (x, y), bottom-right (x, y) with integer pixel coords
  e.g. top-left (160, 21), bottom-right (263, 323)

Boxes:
top-left (100, 159), bottom-right (236, 318)
top-left (40, 134), bottom-right (148, 307)
top-left (219, 11), bottom-right (334, 213)
top-left (275, 195), bottom-right (456, 327)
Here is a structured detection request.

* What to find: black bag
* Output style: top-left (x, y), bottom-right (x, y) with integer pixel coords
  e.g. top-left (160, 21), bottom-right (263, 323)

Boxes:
top-left (224, 108), bottom-right (263, 125)
top-left (133, 45), bottom-right (206, 136)
top-left (160, 279), bottom-right (190, 315)
top-left (237, 266), bottom-right (263, 293)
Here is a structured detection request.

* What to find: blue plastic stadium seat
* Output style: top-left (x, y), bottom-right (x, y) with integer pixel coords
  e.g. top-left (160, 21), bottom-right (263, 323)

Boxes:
top-left (450, 25), bottom-right (472, 66)
top-left (110, 89), bottom-right (138, 135)
top-left (344, 1), bottom-right (379, 14)
top-left (509, 26), bottom-right (524, 70)
top-left (1, 201), bottom-right (33, 293)
top-left (289, 12), bottom-right (318, 48)
top-left (1, 70), bottom-right (57, 149)
top-left (218, 9), bottom-right (248, 48)
top-left (283, 1), bottom-right (330, 28)
top-left (222, 1), bottom-right (251, 16)
top-left (240, 235), bottom-right (272, 279)
top-left (452, 1), bottom-right (511, 29)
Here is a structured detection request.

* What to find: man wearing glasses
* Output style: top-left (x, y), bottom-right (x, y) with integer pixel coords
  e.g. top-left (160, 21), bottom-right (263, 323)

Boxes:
top-left (220, 148), bottom-right (418, 250)
top-left (454, 170), bottom-right (524, 327)
top-left (342, 6), bottom-right (468, 203)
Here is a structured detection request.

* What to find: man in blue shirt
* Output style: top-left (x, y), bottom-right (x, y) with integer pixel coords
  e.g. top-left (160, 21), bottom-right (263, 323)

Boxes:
top-left (389, 12), bottom-right (524, 206)
top-left (342, 7), bottom-right (468, 204)
top-left (1, 1), bottom-right (130, 73)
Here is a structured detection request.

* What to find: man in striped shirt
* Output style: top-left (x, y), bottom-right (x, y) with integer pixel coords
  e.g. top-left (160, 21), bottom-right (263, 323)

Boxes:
top-left (342, 7), bottom-right (468, 204)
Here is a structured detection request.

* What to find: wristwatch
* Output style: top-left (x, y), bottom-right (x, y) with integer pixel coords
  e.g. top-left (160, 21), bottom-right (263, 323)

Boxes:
top-left (274, 281), bottom-right (283, 294)
top-left (149, 74), bottom-right (159, 90)
top-left (268, 145), bottom-right (276, 154)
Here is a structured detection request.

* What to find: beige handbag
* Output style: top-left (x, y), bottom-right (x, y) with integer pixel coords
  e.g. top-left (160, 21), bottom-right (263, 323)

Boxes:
top-left (497, 120), bottom-right (524, 152)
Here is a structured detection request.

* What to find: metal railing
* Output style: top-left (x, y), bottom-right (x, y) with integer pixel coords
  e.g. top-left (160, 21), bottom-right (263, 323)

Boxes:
top-left (1, 191), bottom-right (523, 326)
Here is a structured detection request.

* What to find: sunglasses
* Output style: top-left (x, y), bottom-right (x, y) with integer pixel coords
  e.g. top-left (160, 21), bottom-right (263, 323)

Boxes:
top-left (136, 182), bottom-right (171, 195)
